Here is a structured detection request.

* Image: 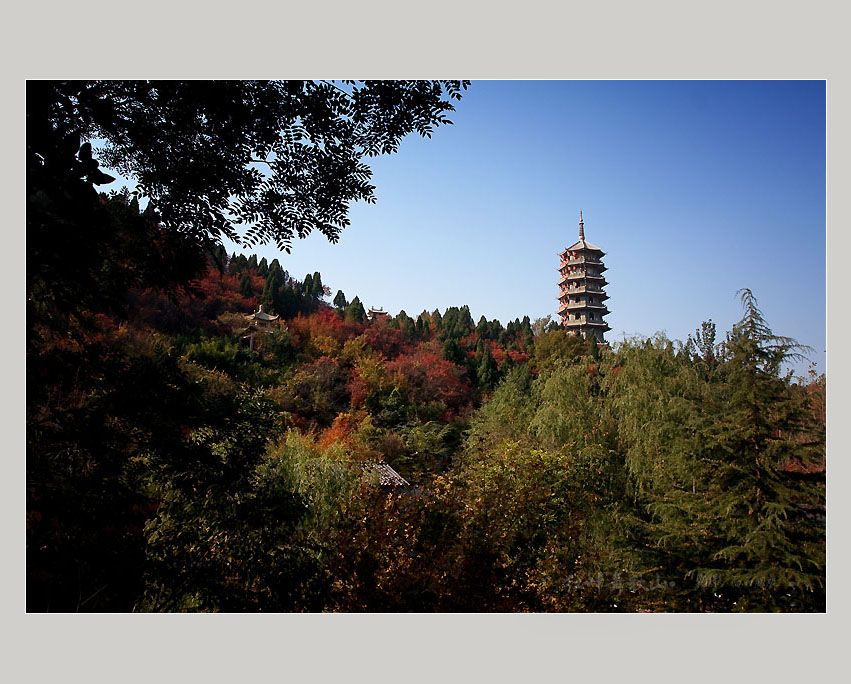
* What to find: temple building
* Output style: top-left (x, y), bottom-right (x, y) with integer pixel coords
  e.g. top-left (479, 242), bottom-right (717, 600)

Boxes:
top-left (557, 212), bottom-right (611, 343)
top-left (367, 306), bottom-right (390, 321)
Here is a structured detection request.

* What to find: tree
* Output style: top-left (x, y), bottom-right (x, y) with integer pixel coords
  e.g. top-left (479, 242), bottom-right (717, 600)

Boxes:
top-left (476, 344), bottom-right (499, 391)
top-left (531, 315), bottom-right (551, 338)
top-left (612, 293), bottom-right (824, 611)
top-left (333, 290), bottom-right (348, 310)
top-left (257, 257), bottom-right (269, 277)
top-left (310, 272), bottom-right (325, 299)
top-left (346, 296), bottom-right (366, 323)
top-left (31, 80), bottom-right (469, 252)
top-left (685, 319), bottom-right (718, 373)
top-left (238, 272), bottom-right (254, 299)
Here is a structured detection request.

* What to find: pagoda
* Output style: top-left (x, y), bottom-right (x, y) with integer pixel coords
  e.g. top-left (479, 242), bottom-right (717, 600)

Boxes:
top-left (557, 212), bottom-right (610, 343)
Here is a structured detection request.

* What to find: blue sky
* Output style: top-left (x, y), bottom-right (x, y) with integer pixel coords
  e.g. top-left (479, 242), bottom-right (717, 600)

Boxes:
top-left (218, 80), bottom-right (824, 375)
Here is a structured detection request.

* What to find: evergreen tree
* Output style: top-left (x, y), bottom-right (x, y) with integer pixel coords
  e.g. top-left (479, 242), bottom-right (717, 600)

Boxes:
top-left (262, 269), bottom-right (283, 309)
top-left (239, 272), bottom-right (253, 299)
top-left (311, 271), bottom-right (324, 298)
top-left (228, 252), bottom-right (240, 274)
top-left (432, 309), bottom-right (443, 331)
top-left (257, 257), bottom-right (269, 277)
top-left (476, 315), bottom-right (489, 338)
top-left (333, 290), bottom-right (348, 310)
top-left (346, 296), bottom-right (366, 323)
top-left (303, 273), bottom-right (314, 297)
top-left (613, 292), bottom-right (823, 611)
top-left (476, 344), bottom-right (499, 390)
top-left (441, 337), bottom-right (466, 366)
top-left (404, 317), bottom-right (416, 340)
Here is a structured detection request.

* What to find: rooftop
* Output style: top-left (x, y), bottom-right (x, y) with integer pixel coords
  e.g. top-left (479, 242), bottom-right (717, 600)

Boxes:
top-left (246, 304), bottom-right (279, 321)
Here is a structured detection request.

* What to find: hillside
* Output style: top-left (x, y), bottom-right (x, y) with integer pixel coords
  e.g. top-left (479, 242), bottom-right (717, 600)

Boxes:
top-left (27, 201), bottom-right (825, 611)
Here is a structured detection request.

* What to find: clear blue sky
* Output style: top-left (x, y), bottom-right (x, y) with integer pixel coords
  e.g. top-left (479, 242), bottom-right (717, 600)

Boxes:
top-left (221, 80), bottom-right (825, 376)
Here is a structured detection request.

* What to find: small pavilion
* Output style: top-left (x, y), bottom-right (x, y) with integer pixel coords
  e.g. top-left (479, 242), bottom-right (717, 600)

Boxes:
top-left (242, 304), bottom-right (280, 351)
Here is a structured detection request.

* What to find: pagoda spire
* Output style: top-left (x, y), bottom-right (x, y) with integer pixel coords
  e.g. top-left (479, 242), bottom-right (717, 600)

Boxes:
top-left (579, 211), bottom-right (585, 240)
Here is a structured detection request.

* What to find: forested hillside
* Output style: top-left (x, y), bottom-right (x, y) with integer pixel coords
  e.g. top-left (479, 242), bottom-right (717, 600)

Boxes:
top-left (27, 81), bottom-right (825, 613)
top-left (27, 194), bottom-right (825, 611)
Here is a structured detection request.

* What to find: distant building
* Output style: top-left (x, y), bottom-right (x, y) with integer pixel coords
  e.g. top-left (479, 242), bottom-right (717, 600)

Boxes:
top-left (557, 212), bottom-right (611, 343)
top-left (242, 304), bottom-right (280, 351)
top-left (367, 306), bottom-right (390, 321)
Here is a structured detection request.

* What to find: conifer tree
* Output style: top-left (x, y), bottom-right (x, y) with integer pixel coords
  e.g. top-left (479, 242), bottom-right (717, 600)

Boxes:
top-left (476, 344), bottom-right (499, 390)
top-left (239, 272), bottom-right (253, 299)
top-left (346, 296), bottom-right (366, 323)
top-left (476, 315), bottom-right (489, 338)
top-left (262, 268), bottom-right (283, 309)
top-left (614, 291), bottom-right (824, 611)
top-left (333, 290), bottom-right (348, 310)
top-left (432, 309), bottom-right (443, 331)
top-left (441, 337), bottom-right (465, 366)
top-left (310, 272), bottom-right (324, 298)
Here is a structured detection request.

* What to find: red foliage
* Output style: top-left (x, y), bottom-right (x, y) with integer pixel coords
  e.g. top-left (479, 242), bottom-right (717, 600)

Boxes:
top-left (386, 349), bottom-right (473, 412)
top-left (347, 370), bottom-right (369, 409)
top-left (127, 264), bottom-right (256, 335)
top-left (363, 322), bottom-right (411, 360)
top-left (287, 308), bottom-right (360, 346)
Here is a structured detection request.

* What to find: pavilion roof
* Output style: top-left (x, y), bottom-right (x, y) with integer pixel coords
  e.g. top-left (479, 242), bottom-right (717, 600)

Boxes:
top-left (245, 306), bottom-right (279, 321)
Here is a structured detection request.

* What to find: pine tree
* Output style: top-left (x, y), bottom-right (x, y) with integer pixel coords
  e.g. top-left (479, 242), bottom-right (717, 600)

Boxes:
top-left (333, 290), bottom-right (348, 310)
top-left (476, 344), bottom-right (499, 390)
top-left (239, 273), bottom-right (253, 299)
top-left (441, 337), bottom-right (465, 366)
top-left (262, 269), bottom-right (283, 309)
top-left (310, 271), bottom-right (324, 298)
top-left (690, 290), bottom-right (823, 609)
top-left (615, 291), bottom-right (824, 611)
top-left (346, 296), bottom-right (366, 323)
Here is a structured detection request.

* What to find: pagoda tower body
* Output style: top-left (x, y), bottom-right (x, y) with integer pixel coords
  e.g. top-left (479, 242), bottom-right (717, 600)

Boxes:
top-left (557, 212), bottom-right (611, 343)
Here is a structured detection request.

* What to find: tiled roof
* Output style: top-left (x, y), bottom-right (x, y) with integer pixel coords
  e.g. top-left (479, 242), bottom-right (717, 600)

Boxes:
top-left (247, 310), bottom-right (279, 321)
top-left (358, 462), bottom-right (410, 487)
top-left (565, 238), bottom-right (603, 252)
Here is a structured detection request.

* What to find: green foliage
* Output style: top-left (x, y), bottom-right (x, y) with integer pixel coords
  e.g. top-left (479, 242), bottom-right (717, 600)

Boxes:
top-left (476, 344), bottom-right (499, 391)
top-left (532, 328), bottom-right (587, 372)
top-left (346, 296), bottom-right (366, 323)
top-left (333, 289), bottom-right (348, 310)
